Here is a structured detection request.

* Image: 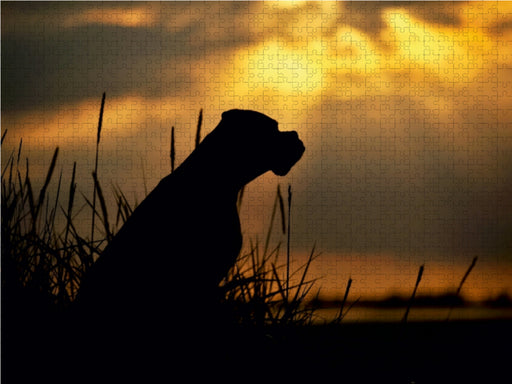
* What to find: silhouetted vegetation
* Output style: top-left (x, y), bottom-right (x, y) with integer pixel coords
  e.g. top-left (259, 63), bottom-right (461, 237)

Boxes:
top-left (0, 96), bottom-right (500, 328)
top-left (1, 98), bottom-right (320, 382)
top-left (2, 95), bottom-right (511, 383)
top-left (1, 98), bottom-right (319, 328)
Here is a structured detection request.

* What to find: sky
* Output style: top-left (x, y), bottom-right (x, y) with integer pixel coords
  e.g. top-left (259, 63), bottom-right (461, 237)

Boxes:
top-left (2, 1), bottom-right (512, 301)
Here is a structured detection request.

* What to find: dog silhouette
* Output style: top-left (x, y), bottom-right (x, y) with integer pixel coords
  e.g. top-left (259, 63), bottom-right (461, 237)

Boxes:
top-left (74, 109), bottom-right (304, 380)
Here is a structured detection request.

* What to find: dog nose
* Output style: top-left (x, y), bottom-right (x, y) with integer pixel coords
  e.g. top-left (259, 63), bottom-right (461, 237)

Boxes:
top-left (282, 131), bottom-right (301, 143)
top-left (283, 131), bottom-right (305, 155)
top-left (284, 131), bottom-right (299, 139)
top-left (289, 131), bottom-right (304, 147)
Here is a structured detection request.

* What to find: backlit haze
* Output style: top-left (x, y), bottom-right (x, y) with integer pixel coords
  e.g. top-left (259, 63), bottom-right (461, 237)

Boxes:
top-left (2, 1), bottom-right (512, 302)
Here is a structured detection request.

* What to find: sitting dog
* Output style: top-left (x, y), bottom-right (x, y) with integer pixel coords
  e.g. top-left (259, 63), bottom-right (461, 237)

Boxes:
top-left (73, 109), bottom-right (304, 379)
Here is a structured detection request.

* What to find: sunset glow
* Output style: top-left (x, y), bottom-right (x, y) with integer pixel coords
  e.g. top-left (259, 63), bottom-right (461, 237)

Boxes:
top-left (2, 1), bottom-right (511, 302)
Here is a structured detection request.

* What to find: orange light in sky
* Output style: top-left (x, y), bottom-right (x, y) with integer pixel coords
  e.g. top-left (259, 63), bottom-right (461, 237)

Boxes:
top-left (4, 2), bottom-right (511, 140)
top-left (2, 1), bottom-right (511, 302)
top-left (63, 5), bottom-right (158, 28)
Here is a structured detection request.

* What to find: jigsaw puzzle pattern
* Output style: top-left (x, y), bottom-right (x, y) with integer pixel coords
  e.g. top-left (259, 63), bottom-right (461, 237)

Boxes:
top-left (1, 2), bottom-right (511, 302)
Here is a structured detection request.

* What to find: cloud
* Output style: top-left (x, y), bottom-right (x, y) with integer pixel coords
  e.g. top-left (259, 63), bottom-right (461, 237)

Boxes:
top-left (61, 5), bottom-right (159, 29)
top-left (2, 1), bottom-right (511, 263)
top-left (330, 1), bottom-right (465, 55)
top-left (1, 23), bottom-right (199, 112)
top-left (1, 2), bottom-right (260, 113)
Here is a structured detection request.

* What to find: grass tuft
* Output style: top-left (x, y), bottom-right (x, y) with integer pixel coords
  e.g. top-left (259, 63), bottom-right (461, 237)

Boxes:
top-left (2, 98), bottom-right (320, 330)
top-left (36, 147), bottom-right (59, 223)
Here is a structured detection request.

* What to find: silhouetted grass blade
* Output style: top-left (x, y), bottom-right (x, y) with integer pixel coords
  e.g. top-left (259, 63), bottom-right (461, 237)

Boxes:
top-left (17, 138), bottom-right (23, 165)
top-left (64, 162), bottom-right (77, 245)
top-left (291, 245), bottom-right (318, 307)
top-left (447, 256), bottom-right (478, 321)
top-left (25, 158), bottom-right (36, 224)
top-left (286, 185), bottom-right (292, 299)
top-left (36, 147), bottom-right (59, 220)
top-left (403, 264), bottom-right (424, 323)
top-left (264, 184), bottom-right (281, 256)
top-left (456, 256), bottom-right (477, 296)
top-left (113, 184), bottom-right (135, 226)
top-left (277, 185), bottom-right (286, 235)
top-left (195, 109), bottom-right (203, 148)
top-left (170, 126), bottom-right (175, 172)
top-left (335, 277), bottom-right (352, 324)
top-left (141, 157), bottom-right (148, 196)
top-left (48, 169), bottom-right (63, 235)
top-left (91, 92), bottom-right (106, 247)
top-left (97, 92), bottom-right (106, 145)
top-left (92, 171), bottom-right (111, 242)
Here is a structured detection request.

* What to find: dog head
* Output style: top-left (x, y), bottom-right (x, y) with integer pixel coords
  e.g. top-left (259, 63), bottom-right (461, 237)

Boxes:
top-left (215, 109), bottom-right (305, 177)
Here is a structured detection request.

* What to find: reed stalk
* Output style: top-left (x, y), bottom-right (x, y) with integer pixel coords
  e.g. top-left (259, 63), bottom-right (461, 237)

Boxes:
top-left (141, 157), bottom-right (148, 197)
top-left (455, 256), bottom-right (478, 296)
top-left (286, 185), bottom-right (292, 301)
top-left (92, 171), bottom-right (111, 242)
top-left (17, 138), bottom-right (23, 165)
top-left (263, 185), bottom-right (285, 256)
top-left (35, 147), bottom-right (59, 222)
top-left (447, 256), bottom-right (478, 321)
top-left (195, 109), bottom-right (203, 149)
top-left (335, 277), bottom-right (352, 324)
top-left (403, 264), bottom-right (424, 323)
top-left (63, 162), bottom-right (77, 246)
top-left (170, 126), bottom-right (175, 172)
top-left (90, 92), bottom-right (106, 248)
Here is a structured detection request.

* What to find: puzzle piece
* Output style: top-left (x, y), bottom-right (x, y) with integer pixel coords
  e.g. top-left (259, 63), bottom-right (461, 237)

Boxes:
top-left (2, 1), bottom-right (511, 316)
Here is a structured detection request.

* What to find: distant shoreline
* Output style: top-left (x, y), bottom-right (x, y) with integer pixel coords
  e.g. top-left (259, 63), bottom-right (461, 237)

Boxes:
top-left (309, 293), bottom-right (512, 323)
top-left (313, 305), bottom-right (512, 324)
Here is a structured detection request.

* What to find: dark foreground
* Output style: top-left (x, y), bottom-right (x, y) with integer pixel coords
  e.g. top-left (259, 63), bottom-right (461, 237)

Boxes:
top-left (3, 317), bottom-right (511, 383)
top-left (270, 320), bottom-right (511, 383)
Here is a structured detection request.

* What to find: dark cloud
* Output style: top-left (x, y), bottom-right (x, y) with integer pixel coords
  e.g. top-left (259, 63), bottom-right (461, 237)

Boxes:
top-left (2, 24), bottom-right (194, 111)
top-left (5, 1), bottom-right (458, 113)
top-left (489, 19), bottom-right (512, 36)
top-left (1, 2), bottom-right (257, 113)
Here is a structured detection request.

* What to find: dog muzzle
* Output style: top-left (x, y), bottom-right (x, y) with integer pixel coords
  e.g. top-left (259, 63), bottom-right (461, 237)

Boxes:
top-left (271, 131), bottom-right (305, 176)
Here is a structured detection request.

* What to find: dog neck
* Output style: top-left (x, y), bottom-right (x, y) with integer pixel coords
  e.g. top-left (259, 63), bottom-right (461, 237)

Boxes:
top-left (170, 149), bottom-right (268, 201)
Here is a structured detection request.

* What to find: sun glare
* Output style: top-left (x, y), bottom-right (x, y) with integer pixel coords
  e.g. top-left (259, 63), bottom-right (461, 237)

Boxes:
top-left (214, 4), bottom-right (510, 109)
top-left (244, 41), bottom-right (326, 93)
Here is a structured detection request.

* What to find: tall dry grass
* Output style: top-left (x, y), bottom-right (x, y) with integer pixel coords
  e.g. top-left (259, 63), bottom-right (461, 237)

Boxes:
top-left (1, 94), bottom-right (320, 326)
top-left (2, 94), bottom-right (480, 327)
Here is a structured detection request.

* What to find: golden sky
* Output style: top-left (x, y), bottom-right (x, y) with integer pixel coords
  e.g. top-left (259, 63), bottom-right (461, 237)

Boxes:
top-left (2, 1), bottom-right (512, 300)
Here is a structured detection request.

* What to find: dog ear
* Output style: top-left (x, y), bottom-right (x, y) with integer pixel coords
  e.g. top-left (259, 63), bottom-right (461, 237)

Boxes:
top-left (221, 109), bottom-right (244, 122)
top-left (221, 110), bottom-right (277, 127)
